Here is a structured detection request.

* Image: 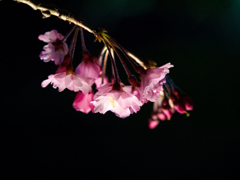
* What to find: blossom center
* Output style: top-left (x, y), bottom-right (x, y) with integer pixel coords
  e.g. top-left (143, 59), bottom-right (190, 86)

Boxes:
top-left (109, 97), bottom-right (115, 108)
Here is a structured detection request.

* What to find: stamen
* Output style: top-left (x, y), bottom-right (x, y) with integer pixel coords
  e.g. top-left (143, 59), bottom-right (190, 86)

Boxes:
top-left (109, 97), bottom-right (115, 108)
top-left (185, 111), bottom-right (190, 117)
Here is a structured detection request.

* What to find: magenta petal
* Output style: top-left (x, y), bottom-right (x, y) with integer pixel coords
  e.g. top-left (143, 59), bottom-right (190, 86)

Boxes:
top-left (73, 91), bottom-right (94, 113)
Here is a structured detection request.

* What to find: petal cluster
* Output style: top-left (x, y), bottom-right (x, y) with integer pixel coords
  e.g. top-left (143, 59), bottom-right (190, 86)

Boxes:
top-left (73, 91), bottom-right (94, 113)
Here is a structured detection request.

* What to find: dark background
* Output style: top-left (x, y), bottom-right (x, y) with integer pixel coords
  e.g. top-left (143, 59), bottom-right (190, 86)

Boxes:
top-left (1, 0), bottom-right (240, 179)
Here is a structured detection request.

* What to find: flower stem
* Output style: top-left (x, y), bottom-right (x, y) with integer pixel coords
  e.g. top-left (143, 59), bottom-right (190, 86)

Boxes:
top-left (98, 46), bottom-right (107, 66)
top-left (111, 39), bottom-right (147, 69)
top-left (69, 28), bottom-right (79, 65)
top-left (62, 25), bottom-right (76, 42)
top-left (110, 44), bottom-right (132, 78)
top-left (105, 44), bottom-right (120, 85)
top-left (80, 28), bottom-right (87, 51)
top-left (110, 38), bottom-right (146, 74)
top-left (101, 49), bottom-right (109, 84)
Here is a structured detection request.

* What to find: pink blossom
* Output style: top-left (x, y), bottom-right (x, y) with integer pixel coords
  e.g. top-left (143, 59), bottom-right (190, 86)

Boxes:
top-left (41, 72), bottom-right (92, 93)
top-left (75, 51), bottom-right (101, 80)
top-left (141, 63), bottom-right (173, 102)
top-left (73, 91), bottom-right (94, 113)
top-left (38, 30), bottom-right (68, 65)
top-left (91, 83), bottom-right (143, 118)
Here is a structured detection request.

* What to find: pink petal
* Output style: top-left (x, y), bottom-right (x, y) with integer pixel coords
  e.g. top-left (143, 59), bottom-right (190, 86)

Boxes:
top-left (73, 91), bottom-right (94, 113)
top-left (41, 79), bottom-right (52, 88)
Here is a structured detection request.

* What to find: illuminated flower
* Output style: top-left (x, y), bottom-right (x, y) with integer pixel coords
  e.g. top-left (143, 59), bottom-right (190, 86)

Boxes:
top-left (91, 83), bottom-right (143, 118)
top-left (141, 63), bottom-right (173, 102)
top-left (38, 30), bottom-right (68, 65)
top-left (73, 91), bottom-right (94, 113)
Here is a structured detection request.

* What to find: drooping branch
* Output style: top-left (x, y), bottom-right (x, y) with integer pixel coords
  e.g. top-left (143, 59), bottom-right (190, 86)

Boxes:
top-left (14, 0), bottom-right (96, 36)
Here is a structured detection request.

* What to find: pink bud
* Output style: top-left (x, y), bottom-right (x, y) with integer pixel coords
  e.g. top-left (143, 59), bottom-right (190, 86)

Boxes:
top-left (73, 91), bottom-right (94, 113)
top-left (148, 118), bottom-right (159, 129)
top-left (182, 94), bottom-right (193, 111)
top-left (157, 112), bottom-right (166, 121)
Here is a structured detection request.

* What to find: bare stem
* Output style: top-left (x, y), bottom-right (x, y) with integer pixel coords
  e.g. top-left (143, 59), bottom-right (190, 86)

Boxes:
top-left (101, 49), bottom-right (109, 84)
top-left (14, 0), bottom-right (96, 36)
top-left (111, 40), bottom-right (147, 69)
top-left (98, 46), bottom-right (107, 66)
top-left (80, 28), bottom-right (87, 51)
top-left (62, 25), bottom-right (76, 42)
top-left (110, 45), bottom-right (132, 78)
top-left (105, 44), bottom-right (120, 84)
top-left (69, 28), bottom-right (79, 63)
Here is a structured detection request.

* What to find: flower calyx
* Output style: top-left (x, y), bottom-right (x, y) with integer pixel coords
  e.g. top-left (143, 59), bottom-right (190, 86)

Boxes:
top-left (94, 29), bottom-right (110, 43)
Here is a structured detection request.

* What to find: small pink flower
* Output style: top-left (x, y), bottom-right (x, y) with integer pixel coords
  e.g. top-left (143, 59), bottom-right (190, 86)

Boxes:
top-left (75, 51), bottom-right (101, 80)
top-left (41, 72), bottom-right (92, 93)
top-left (141, 63), bottom-right (173, 102)
top-left (91, 83), bottom-right (143, 118)
top-left (38, 30), bottom-right (68, 65)
top-left (73, 91), bottom-right (94, 113)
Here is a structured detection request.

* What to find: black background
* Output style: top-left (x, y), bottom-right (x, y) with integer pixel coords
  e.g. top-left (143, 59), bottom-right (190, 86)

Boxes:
top-left (1, 0), bottom-right (240, 179)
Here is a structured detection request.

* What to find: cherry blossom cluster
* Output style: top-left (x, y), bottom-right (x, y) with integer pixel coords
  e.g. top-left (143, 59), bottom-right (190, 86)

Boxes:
top-left (13, 0), bottom-right (193, 128)
top-left (38, 27), bottom-right (175, 119)
top-left (149, 76), bottom-right (193, 129)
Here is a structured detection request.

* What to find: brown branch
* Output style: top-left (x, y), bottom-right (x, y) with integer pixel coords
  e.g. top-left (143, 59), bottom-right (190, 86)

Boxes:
top-left (14, 0), bottom-right (96, 36)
